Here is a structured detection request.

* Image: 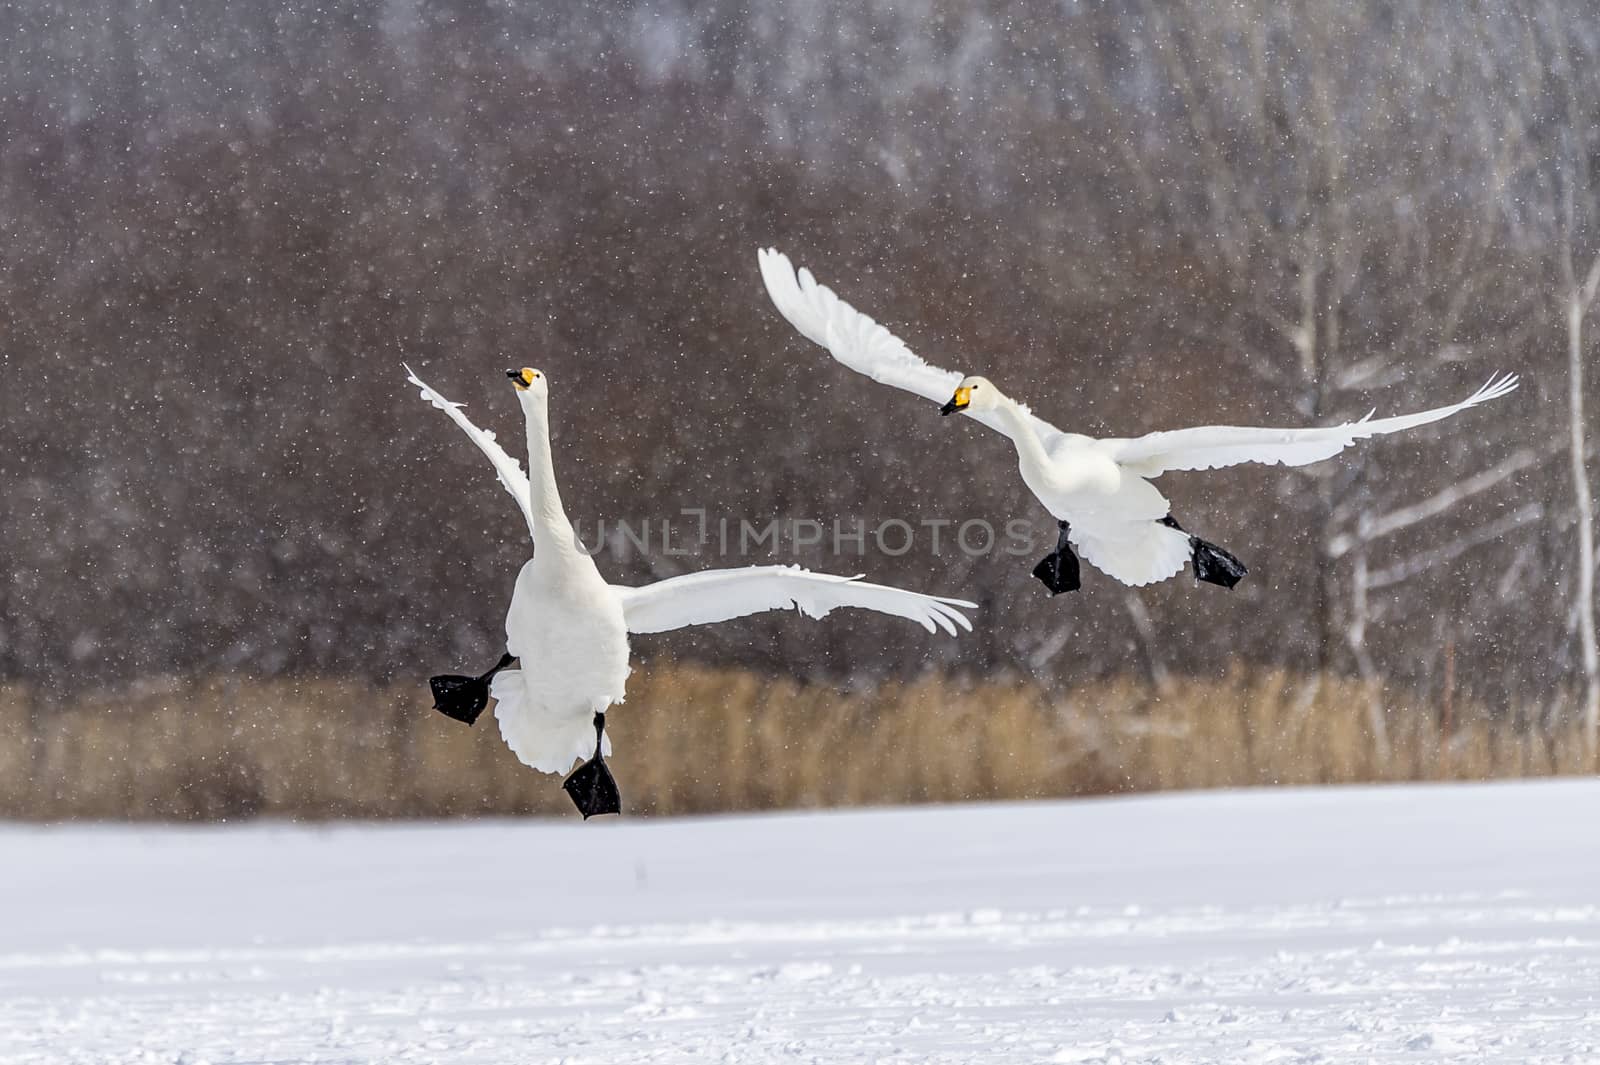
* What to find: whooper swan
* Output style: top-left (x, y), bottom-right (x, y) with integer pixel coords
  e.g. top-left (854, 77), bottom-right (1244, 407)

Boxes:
top-left (759, 247), bottom-right (1520, 594)
top-left (407, 366), bottom-right (976, 818)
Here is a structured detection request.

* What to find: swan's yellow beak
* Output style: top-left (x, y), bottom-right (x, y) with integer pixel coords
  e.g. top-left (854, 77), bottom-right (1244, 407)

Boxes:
top-left (940, 386), bottom-right (972, 416)
top-left (505, 368), bottom-right (537, 391)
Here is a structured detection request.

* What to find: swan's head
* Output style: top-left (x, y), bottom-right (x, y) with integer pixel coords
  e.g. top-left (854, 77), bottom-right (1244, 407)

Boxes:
top-left (505, 367), bottom-right (548, 401)
top-left (940, 375), bottom-right (998, 417)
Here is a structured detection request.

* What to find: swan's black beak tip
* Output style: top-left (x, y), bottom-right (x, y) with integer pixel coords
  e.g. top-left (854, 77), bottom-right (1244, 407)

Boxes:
top-left (504, 368), bottom-right (521, 380)
top-left (940, 385), bottom-right (971, 416)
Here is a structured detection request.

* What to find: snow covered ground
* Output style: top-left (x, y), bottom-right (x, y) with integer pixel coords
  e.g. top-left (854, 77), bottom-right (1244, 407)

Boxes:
top-left (3, 781), bottom-right (1599, 1064)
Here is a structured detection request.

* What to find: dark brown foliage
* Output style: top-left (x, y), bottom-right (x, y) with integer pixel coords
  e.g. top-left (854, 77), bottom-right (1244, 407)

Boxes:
top-left (0, 0), bottom-right (1590, 726)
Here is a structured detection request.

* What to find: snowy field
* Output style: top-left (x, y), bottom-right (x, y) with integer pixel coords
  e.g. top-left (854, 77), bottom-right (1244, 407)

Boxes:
top-left (3, 782), bottom-right (1599, 1064)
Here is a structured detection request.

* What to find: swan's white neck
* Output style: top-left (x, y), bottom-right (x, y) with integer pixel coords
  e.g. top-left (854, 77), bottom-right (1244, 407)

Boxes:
top-left (991, 393), bottom-right (1051, 470)
top-left (520, 397), bottom-right (577, 552)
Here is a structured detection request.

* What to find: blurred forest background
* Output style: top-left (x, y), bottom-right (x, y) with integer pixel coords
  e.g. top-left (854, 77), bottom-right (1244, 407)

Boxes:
top-left (3, 0), bottom-right (1599, 817)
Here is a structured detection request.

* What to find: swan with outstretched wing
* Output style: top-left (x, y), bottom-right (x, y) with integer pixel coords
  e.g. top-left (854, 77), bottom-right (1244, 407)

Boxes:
top-left (759, 247), bottom-right (1520, 592)
top-left (407, 366), bottom-right (974, 818)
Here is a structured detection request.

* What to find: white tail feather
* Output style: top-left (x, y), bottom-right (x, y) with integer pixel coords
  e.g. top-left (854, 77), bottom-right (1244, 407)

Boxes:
top-left (490, 670), bottom-right (611, 776)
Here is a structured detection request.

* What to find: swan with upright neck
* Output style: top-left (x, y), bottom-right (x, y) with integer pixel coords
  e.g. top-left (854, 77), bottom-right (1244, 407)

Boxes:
top-left (760, 247), bottom-right (1520, 593)
top-left (407, 366), bottom-right (976, 818)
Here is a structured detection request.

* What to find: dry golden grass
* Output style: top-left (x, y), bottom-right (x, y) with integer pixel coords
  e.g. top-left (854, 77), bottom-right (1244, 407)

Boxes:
top-left (0, 665), bottom-right (1586, 821)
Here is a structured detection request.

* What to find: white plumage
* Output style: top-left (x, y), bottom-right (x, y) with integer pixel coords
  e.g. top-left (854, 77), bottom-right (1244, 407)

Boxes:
top-left (407, 366), bottom-right (974, 780)
top-left (759, 247), bottom-right (1520, 588)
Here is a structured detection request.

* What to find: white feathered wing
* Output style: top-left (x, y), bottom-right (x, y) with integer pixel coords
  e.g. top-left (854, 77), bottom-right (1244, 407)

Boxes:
top-left (406, 366), bottom-right (535, 534)
top-left (615, 565), bottom-right (974, 636)
top-left (1100, 374), bottom-right (1521, 476)
top-left (758, 247), bottom-right (1065, 446)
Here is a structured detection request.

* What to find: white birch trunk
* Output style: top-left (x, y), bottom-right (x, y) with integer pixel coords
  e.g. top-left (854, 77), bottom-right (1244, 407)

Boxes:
top-left (1568, 282), bottom-right (1600, 763)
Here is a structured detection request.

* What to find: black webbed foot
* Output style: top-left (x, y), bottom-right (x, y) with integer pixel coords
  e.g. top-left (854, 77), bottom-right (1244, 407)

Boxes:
top-left (563, 755), bottom-right (621, 819)
top-left (1032, 520), bottom-right (1082, 595)
top-left (563, 712), bottom-right (621, 819)
top-left (1032, 551), bottom-right (1082, 594)
top-left (1192, 539), bottom-right (1248, 588)
top-left (429, 651), bottom-right (515, 725)
top-left (1160, 515), bottom-right (1247, 589)
top-left (429, 674), bottom-right (491, 724)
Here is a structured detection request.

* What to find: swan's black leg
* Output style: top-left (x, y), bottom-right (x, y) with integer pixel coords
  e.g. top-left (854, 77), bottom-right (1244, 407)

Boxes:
top-left (563, 712), bottom-right (622, 819)
top-left (429, 651), bottom-right (515, 725)
top-left (1032, 520), bottom-right (1082, 594)
top-left (1159, 515), bottom-right (1248, 589)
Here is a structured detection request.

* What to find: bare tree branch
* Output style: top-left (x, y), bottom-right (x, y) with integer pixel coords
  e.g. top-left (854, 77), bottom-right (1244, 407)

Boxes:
top-left (1367, 504), bottom-right (1544, 590)
top-left (1326, 448), bottom-right (1546, 559)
